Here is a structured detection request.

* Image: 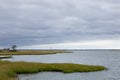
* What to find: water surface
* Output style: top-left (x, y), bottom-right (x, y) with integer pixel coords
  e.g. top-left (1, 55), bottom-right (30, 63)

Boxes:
top-left (3, 50), bottom-right (120, 80)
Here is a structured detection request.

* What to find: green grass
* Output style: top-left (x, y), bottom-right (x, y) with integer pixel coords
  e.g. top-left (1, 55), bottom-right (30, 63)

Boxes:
top-left (0, 61), bottom-right (106, 80)
top-left (0, 50), bottom-right (67, 55)
top-left (0, 50), bottom-right (106, 80)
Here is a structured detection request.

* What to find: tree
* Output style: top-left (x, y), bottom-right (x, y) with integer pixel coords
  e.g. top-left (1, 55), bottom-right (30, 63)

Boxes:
top-left (11, 45), bottom-right (17, 51)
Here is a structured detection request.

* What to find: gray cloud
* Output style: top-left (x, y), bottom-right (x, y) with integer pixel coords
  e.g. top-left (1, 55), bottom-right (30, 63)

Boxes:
top-left (0, 0), bottom-right (120, 48)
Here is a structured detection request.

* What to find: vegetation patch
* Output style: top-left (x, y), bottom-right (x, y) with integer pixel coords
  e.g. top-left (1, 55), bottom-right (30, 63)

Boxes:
top-left (0, 50), bottom-right (68, 55)
top-left (0, 61), bottom-right (106, 80)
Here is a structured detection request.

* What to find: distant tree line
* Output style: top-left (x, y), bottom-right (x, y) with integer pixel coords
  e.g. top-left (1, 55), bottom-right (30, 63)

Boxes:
top-left (1, 45), bottom-right (17, 52)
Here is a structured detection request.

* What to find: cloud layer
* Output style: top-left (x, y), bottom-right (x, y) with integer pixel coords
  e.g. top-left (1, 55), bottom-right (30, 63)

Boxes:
top-left (0, 0), bottom-right (120, 48)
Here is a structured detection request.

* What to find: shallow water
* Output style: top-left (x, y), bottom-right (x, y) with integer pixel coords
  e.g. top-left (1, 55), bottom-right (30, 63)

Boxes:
top-left (3, 50), bottom-right (120, 80)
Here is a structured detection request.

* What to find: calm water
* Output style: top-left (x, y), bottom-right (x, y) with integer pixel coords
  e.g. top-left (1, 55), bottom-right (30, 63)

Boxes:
top-left (3, 50), bottom-right (120, 80)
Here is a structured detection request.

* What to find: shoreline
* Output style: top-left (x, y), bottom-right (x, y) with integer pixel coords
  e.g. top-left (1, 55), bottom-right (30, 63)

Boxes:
top-left (0, 61), bottom-right (106, 80)
top-left (0, 50), bottom-right (69, 55)
top-left (0, 56), bottom-right (12, 59)
top-left (0, 50), bottom-right (106, 80)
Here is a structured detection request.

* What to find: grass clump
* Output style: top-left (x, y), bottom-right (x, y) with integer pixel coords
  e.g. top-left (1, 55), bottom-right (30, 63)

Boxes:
top-left (0, 61), bottom-right (106, 80)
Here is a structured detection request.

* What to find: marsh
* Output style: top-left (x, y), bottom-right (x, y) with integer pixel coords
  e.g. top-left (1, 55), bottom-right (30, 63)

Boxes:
top-left (3, 50), bottom-right (120, 80)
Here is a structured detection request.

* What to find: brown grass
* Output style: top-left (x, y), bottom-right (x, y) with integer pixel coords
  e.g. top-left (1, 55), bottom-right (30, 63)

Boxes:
top-left (0, 50), bottom-right (68, 55)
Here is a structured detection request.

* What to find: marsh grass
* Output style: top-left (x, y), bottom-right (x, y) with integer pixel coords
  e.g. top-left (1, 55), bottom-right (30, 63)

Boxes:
top-left (0, 61), bottom-right (106, 80)
top-left (0, 50), bottom-right (67, 55)
top-left (0, 50), bottom-right (106, 80)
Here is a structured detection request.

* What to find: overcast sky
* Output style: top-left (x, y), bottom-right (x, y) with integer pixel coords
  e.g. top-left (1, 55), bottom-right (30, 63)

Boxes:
top-left (0, 0), bottom-right (120, 49)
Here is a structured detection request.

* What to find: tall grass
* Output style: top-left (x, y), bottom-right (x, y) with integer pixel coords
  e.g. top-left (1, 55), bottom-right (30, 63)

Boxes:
top-left (0, 61), bottom-right (106, 80)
